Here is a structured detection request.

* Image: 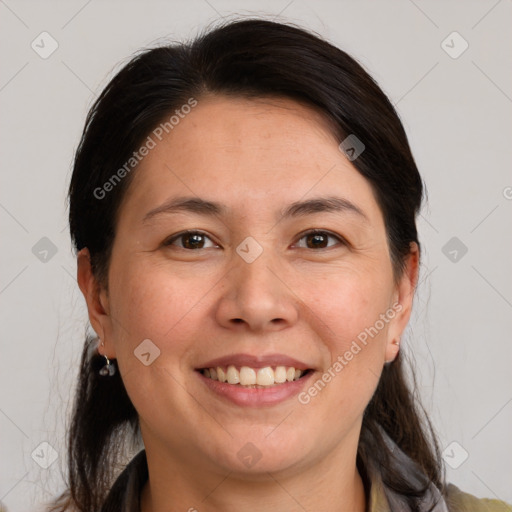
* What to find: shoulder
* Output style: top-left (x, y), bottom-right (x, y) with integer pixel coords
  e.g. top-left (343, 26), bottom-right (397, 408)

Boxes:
top-left (444, 483), bottom-right (512, 512)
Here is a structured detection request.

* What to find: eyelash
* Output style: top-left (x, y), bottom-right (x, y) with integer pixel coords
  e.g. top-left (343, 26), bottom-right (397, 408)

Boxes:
top-left (163, 229), bottom-right (347, 251)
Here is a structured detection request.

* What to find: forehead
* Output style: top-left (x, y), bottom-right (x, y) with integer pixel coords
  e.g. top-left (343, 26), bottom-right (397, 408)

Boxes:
top-left (119, 95), bottom-right (381, 223)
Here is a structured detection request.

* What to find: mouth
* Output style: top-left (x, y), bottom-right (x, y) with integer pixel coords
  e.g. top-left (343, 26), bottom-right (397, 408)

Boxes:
top-left (194, 353), bottom-right (316, 406)
top-left (196, 365), bottom-right (313, 388)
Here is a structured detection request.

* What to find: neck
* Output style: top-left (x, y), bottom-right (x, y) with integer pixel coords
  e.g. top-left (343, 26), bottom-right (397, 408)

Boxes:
top-left (140, 434), bottom-right (367, 512)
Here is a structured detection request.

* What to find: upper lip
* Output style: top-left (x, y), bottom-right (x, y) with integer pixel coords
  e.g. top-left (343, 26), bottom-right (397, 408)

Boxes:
top-left (196, 353), bottom-right (313, 371)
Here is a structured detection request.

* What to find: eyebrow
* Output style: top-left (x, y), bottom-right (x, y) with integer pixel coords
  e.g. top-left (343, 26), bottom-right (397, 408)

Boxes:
top-left (142, 195), bottom-right (368, 224)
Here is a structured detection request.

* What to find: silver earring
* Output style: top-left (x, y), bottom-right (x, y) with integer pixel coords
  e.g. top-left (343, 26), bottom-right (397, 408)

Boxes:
top-left (99, 339), bottom-right (116, 376)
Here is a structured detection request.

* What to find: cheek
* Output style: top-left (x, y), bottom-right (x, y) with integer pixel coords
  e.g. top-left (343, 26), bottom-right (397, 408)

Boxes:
top-left (107, 263), bottom-right (212, 423)
top-left (107, 261), bottom-right (213, 363)
top-left (298, 268), bottom-right (393, 416)
top-left (304, 265), bottom-right (393, 349)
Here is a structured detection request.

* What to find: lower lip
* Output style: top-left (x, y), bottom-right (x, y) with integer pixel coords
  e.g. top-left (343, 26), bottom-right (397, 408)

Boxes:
top-left (196, 370), bottom-right (315, 407)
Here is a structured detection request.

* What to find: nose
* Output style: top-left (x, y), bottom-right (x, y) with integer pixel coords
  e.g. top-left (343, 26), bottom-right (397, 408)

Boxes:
top-left (215, 245), bottom-right (299, 333)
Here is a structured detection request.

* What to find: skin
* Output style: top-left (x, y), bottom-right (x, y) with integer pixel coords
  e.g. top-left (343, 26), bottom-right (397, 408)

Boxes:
top-left (78, 95), bottom-right (419, 512)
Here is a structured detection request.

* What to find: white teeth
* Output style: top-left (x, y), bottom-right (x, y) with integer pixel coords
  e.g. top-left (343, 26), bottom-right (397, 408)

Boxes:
top-left (201, 365), bottom-right (308, 387)
top-left (239, 366), bottom-right (257, 385)
top-left (256, 367), bottom-right (274, 386)
top-left (217, 367), bottom-right (227, 383)
top-left (226, 365), bottom-right (239, 384)
top-left (274, 366), bottom-right (287, 383)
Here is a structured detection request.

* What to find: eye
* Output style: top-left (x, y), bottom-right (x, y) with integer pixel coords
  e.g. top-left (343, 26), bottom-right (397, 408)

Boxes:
top-left (163, 229), bottom-right (345, 251)
top-left (294, 229), bottom-right (346, 250)
top-left (163, 230), bottom-right (218, 250)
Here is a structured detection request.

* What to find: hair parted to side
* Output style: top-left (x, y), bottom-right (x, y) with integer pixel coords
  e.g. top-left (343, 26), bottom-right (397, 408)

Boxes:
top-left (53, 17), bottom-right (444, 512)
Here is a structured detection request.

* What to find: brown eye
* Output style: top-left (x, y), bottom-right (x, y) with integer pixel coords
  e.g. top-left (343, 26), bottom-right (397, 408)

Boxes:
top-left (295, 230), bottom-right (345, 250)
top-left (164, 231), bottom-right (217, 250)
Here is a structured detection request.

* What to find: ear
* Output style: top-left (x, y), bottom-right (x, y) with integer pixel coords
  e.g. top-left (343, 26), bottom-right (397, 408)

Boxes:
top-left (77, 248), bottom-right (115, 357)
top-left (384, 242), bottom-right (420, 363)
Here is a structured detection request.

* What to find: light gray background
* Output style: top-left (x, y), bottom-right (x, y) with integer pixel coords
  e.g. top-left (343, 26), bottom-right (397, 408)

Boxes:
top-left (1, 1), bottom-right (511, 510)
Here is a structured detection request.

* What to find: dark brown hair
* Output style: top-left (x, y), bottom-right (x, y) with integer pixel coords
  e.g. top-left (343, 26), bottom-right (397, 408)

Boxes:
top-left (54, 17), bottom-right (444, 512)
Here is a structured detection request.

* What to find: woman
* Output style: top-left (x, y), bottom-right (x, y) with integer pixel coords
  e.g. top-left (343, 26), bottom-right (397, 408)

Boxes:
top-left (52, 18), bottom-right (511, 512)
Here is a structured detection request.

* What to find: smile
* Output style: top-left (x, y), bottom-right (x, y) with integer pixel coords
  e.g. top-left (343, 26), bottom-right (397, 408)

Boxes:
top-left (199, 365), bottom-right (311, 387)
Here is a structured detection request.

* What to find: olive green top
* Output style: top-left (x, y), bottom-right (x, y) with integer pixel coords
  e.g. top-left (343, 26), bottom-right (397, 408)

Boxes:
top-left (368, 459), bottom-right (512, 511)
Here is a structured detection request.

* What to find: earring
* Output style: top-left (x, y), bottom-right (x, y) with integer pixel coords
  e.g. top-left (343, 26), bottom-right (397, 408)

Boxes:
top-left (385, 338), bottom-right (401, 364)
top-left (98, 339), bottom-right (116, 377)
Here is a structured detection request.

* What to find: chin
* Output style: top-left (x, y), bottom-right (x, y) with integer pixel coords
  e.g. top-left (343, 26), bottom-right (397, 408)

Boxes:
top-left (205, 429), bottom-right (312, 477)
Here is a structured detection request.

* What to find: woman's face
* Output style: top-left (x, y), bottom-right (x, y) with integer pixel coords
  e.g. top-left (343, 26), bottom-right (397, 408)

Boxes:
top-left (80, 95), bottom-right (418, 477)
